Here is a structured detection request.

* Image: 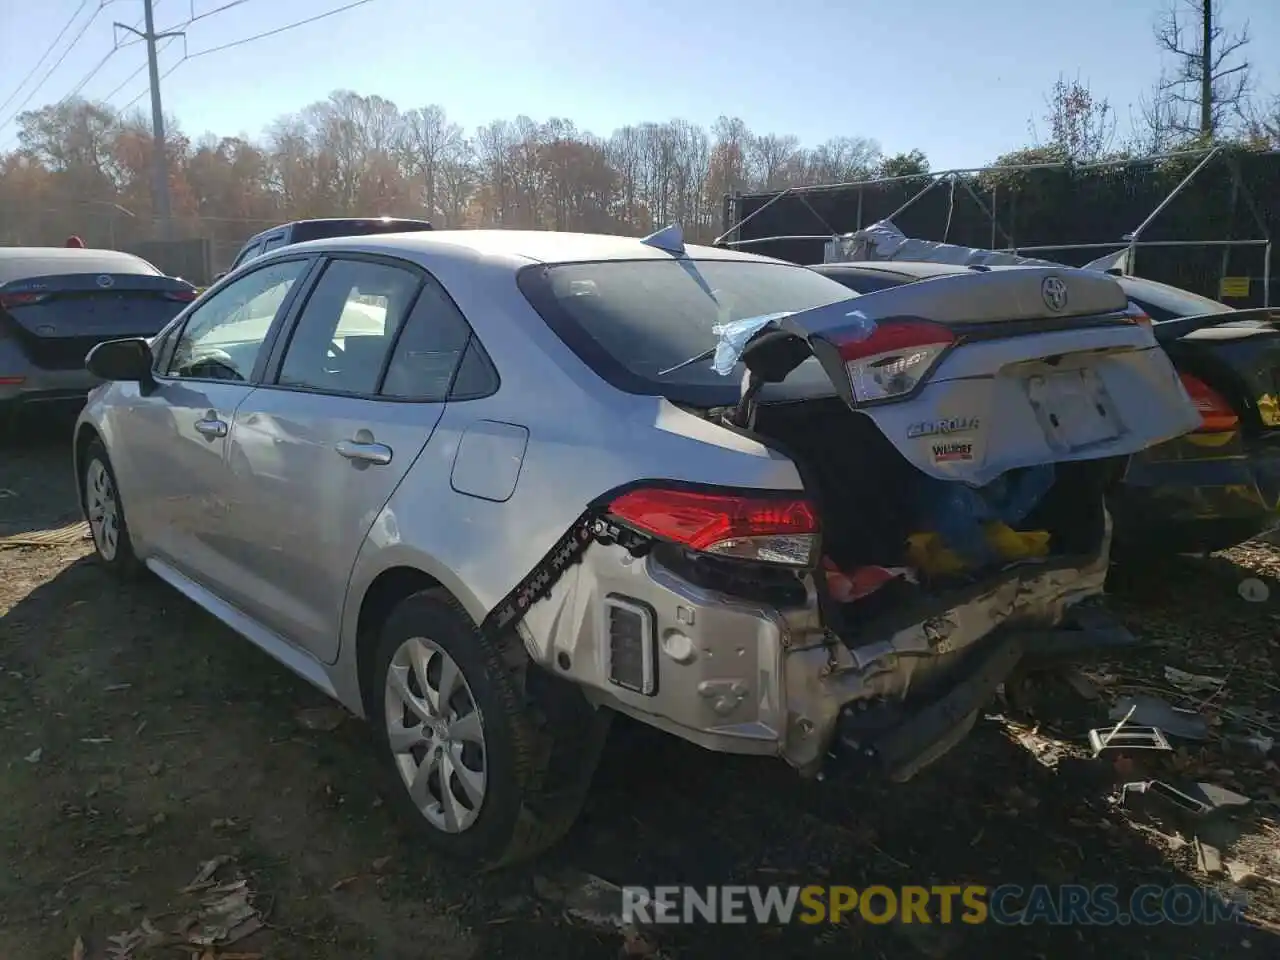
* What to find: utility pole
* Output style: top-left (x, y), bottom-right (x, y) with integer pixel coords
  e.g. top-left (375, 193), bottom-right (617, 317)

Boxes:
top-left (1200, 0), bottom-right (1213, 136)
top-left (115, 3), bottom-right (184, 240)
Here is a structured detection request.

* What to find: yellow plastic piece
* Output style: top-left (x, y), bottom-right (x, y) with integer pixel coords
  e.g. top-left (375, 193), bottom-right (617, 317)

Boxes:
top-left (906, 523), bottom-right (1051, 576)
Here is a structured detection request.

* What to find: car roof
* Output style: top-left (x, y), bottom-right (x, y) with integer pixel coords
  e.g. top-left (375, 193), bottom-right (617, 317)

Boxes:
top-left (278, 229), bottom-right (787, 269)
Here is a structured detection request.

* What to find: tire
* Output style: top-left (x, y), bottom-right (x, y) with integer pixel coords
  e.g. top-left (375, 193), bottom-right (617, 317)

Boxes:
top-left (81, 438), bottom-right (141, 578)
top-left (371, 588), bottom-right (610, 869)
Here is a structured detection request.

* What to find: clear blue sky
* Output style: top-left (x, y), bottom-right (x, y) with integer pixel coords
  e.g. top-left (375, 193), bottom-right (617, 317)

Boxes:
top-left (1, 0), bottom-right (1278, 167)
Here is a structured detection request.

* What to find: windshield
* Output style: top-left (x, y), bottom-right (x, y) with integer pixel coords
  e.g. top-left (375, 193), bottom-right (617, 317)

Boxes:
top-left (1123, 278), bottom-right (1233, 322)
top-left (518, 258), bottom-right (857, 403)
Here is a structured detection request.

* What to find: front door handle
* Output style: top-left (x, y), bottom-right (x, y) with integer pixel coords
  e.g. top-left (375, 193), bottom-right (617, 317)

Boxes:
top-left (194, 417), bottom-right (228, 439)
top-left (336, 439), bottom-right (393, 465)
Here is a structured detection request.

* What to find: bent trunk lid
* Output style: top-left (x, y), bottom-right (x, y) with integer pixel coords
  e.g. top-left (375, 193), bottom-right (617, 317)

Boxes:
top-left (747, 267), bottom-right (1202, 485)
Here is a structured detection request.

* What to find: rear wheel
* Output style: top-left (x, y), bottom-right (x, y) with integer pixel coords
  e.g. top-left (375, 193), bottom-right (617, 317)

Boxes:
top-left (372, 589), bottom-right (609, 869)
top-left (82, 439), bottom-right (140, 578)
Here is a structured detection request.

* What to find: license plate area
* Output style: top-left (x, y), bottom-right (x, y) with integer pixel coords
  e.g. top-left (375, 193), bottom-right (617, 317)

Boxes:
top-left (1025, 367), bottom-right (1124, 452)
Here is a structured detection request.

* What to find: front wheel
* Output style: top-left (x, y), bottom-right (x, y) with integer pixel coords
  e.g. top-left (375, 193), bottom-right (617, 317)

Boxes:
top-left (371, 589), bottom-right (609, 869)
top-left (82, 438), bottom-right (141, 578)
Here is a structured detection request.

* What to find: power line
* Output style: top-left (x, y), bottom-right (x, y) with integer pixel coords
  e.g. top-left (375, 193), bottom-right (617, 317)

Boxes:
top-left (118, 50), bottom-right (184, 113)
top-left (0, 0), bottom-right (94, 118)
top-left (119, 0), bottom-right (248, 47)
top-left (0, 1), bottom-right (103, 127)
top-left (103, 35), bottom-right (179, 105)
top-left (187, 0), bottom-right (377, 59)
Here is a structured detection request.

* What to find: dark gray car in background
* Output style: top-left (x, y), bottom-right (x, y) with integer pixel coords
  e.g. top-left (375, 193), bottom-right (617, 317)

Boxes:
top-left (0, 247), bottom-right (197, 435)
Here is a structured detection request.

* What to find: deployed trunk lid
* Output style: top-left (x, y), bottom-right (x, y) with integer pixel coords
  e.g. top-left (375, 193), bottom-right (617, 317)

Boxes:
top-left (0, 273), bottom-right (196, 369)
top-left (741, 266), bottom-right (1202, 485)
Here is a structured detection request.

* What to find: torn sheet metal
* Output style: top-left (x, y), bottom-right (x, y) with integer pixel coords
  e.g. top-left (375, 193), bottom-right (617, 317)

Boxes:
top-left (824, 219), bottom-right (1063, 269)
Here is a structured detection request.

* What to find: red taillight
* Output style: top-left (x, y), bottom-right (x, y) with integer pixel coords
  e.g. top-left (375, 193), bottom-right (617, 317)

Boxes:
top-left (833, 320), bottom-right (955, 403)
top-left (1179, 373), bottom-right (1238, 432)
top-left (0, 292), bottom-right (49, 310)
top-left (164, 289), bottom-right (198, 302)
top-left (607, 487), bottom-right (820, 566)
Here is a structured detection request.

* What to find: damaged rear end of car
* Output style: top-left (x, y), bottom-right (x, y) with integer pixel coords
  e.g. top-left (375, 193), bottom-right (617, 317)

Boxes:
top-left (509, 255), bottom-right (1200, 782)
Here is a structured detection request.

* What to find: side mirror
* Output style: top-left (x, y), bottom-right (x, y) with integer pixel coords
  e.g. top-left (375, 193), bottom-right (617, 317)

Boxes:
top-left (86, 337), bottom-right (156, 386)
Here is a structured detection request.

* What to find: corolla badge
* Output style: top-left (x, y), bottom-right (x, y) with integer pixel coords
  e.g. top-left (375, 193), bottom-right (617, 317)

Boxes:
top-left (1041, 276), bottom-right (1068, 312)
top-left (95, 274), bottom-right (114, 289)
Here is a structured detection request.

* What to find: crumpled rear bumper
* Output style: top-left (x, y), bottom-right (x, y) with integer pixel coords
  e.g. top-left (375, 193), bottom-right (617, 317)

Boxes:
top-left (828, 605), bottom-right (1136, 782)
top-left (520, 515), bottom-right (1122, 777)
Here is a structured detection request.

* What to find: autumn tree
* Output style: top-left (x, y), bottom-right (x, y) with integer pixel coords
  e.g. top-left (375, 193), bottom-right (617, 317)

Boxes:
top-left (1034, 74), bottom-right (1116, 163)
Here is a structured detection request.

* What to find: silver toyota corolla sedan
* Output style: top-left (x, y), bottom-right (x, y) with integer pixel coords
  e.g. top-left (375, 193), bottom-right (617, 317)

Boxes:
top-left (73, 227), bottom-right (1200, 867)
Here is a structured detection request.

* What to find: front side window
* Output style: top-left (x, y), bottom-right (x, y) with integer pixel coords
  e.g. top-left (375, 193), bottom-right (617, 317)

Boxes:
top-left (167, 259), bottom-right (309, 381)
top-left (276, 258), bottom-right (421, 396)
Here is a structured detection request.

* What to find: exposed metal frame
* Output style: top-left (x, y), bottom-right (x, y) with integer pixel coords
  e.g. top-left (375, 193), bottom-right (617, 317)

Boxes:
top-left (717, 146), bottom-right (1274, 307)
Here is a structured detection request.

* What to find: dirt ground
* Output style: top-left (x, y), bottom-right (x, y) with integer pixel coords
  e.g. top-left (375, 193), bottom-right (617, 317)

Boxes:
top-left (2, 415), bottom-right (1279, 960)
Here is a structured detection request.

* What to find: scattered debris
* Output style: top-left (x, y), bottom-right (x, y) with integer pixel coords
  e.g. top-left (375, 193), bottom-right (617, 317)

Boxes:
top-left (1195, 837), bottom-right (1224, 876)
top-left (1238, 578), bottom-right (1270, 603)
top-left (184, 882), bottom-right (261, 947)
top-left (371, 855), bottom-right (392, 873)
top-left (535, 869), bottom-right (629, 931)
top-left (104, 683), bottom-right (132, 692)
top-left (70, 935), bottom-right (85, 960)
top-left (1109, 694), bottom-right (1209, 741)
top-left (295, 706), bottom-right (347, 732)
top-left (182, 855), bottom-right (233, 893)
top-left (1164, 666), bottom-right (1226, 695)
top-left (1060, 667), bottom-right (1101, 701)
top-left (1088, 725), bottom-right (1171, 756)
top-left (23, 747), bottom-right (42, 763)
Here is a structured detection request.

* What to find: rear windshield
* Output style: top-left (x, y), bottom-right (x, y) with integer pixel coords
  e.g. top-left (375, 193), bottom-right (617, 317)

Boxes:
top-left (0, 251), bottom-right (161, 285)
top-left (1123, 278), bottom-right (1233, 322)
top-left (517, 258), bottom-right (857, 404)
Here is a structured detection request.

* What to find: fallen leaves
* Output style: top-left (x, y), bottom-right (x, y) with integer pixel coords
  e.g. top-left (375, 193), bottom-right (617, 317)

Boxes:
top-left (103, 855), bottom-right (265, 959)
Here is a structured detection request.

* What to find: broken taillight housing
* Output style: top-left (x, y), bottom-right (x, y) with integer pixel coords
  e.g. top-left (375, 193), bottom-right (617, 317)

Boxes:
top-left (607, 487), bottom-right (819, 566)
top-left (1178, 373), bottom-right (1238, 433)
top-left (835, 321), bottom-right (955, 403)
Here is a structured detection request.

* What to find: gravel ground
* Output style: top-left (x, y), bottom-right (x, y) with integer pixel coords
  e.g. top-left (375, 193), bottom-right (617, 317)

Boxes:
top-left (1, 417), bottom-right (1278, 959)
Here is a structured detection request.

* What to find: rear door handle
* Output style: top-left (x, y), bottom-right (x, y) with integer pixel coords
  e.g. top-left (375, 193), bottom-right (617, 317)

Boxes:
top-left (194, 418), bottom-right (228, 439)
top-left (336, 439), bottom-right (393, 465)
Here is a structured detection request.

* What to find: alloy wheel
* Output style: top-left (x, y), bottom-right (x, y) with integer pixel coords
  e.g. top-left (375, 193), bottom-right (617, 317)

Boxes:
top-left (85, 458), bottom-right (120, 562)
top-left (383, 636), bottom-right (488, 833)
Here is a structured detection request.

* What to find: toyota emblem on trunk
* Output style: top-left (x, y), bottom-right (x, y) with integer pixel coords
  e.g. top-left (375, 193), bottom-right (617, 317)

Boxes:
top-left (1041, 276), bottom-right (1068, 312)
top-left (96, 274), bottom-right (114, 289)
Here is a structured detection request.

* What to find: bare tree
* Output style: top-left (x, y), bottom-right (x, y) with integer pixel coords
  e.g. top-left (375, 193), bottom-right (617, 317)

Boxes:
top-left (1152, 0), bottom-right (1253, 138)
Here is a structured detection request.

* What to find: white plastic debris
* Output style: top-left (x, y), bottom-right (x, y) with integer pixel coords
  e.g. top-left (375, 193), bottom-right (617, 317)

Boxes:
top-left (1238, 578), bottom-right (1269, 603)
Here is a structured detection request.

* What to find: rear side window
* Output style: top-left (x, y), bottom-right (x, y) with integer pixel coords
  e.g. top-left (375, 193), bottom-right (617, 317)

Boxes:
top-left (231, 241), bottom-right (264, 270)
top-left (380, 279), bottom-right (492, 401)
top-left (260, 234), bottom-right (290, 254)
top-left (517, 259), bottom-right (855, 404)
